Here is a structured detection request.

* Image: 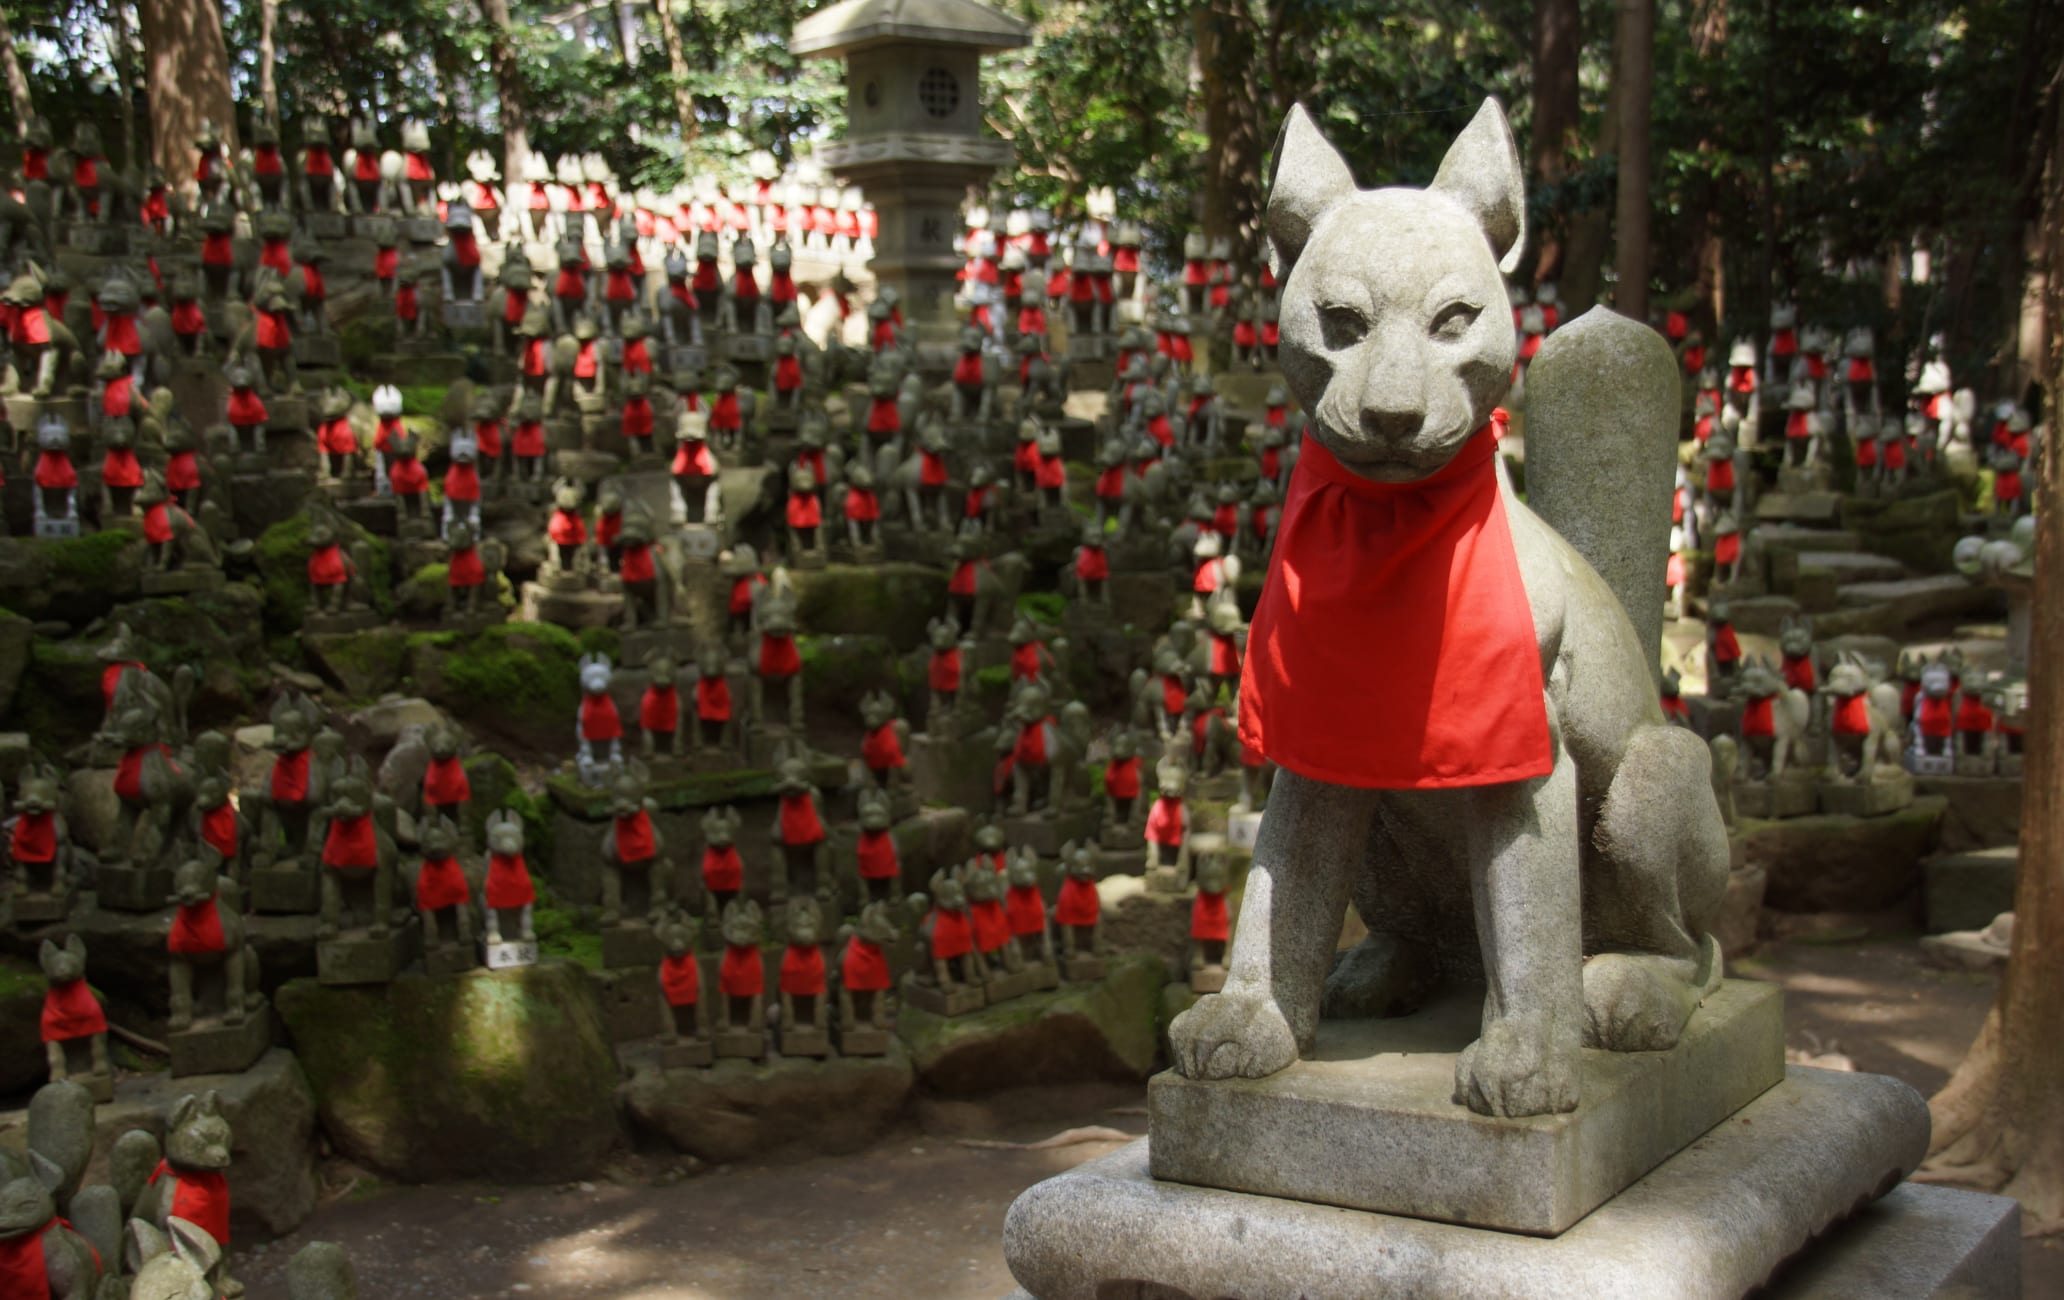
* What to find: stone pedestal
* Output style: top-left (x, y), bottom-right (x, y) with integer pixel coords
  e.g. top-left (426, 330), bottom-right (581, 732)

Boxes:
top-left (901, 974), bottom-right (986, 1017)
top-left (601, 923), bottom-right (664, 970)
top-left (422, 941), bottom-right (477, 977)
top-left (1004, 1069), bottom-right (2006, 1299)
top-left (169, 1004), bottom-right (273, 1078)
top-left (92, 864), bottom-right (172, 913)
top-left (1150, 981), bottom-right (1783, 1235)
top-left (1734, 770), bottom-right (1819, 820)
top-left (249, 862), bottom-right (320, 914)
top-left (837, 1023), bottom-right (893, 1057)
top-left (713, 1026), bottom-right (766, 1060)
top-left (9, 887), bottom-right (72, 924)
top-left (1059, 951), bottom-right (1104, 982)
top-left (777, 1020), bottom-right (832, 1059)
top-left (1817, 769), bottom-right (1915, 818)
top-left (484, 939), bottom-right (538, 969)
top-left (1001, 808), bottom-right (1099, 858)
top-left (316, 924), bottom-right (419, 985)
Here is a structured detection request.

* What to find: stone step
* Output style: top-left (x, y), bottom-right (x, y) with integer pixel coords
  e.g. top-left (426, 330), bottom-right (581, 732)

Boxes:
top-left (1796, 551), bottom-right (1908, 584)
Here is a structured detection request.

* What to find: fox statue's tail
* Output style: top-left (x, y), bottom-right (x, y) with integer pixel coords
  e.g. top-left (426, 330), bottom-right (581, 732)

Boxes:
top-left (1521, 309), bottom-right (1682, 677)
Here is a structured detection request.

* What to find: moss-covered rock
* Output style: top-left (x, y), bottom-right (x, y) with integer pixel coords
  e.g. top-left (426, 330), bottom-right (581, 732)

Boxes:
top-left (789, 563), bottom-right (947, 651)
top-left (0, 954), bottom-right (47, 1096)
top-left (1841, 489), bottom-right (1962, 574)
top-left (619, 1045), bottom-right (915, 1164)
top-left (1747, 796), bottom-right (1945, 913)
top-left (404, 622), bottom-right (587, 749)
top-left (0, 608), bottom-right (32, 718)
top-left (894, 951), bottom-right (1167, 1095)
top-left (304, 626), bottom-right (411, 699)
top-left (0, 532), bottom-right (145, 625)
top-left (253, 513), bottom-right (394, 633)
top-left (275, 962), bottom-right (623, 1182)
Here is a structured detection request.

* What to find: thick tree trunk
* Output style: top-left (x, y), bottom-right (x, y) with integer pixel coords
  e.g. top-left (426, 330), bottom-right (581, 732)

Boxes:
top-left (0, 6), bottom-right (35, 136)
top-left (1918, 68), bottom-right (2064, 1236)
top-left (652, 0), bottom-right (700, 145)
top-left (1528, 0), bottom-right (1582, 284)
top-left (1610, 0), bottom-right (1653, 320)
top-left (258, 0), bottom-right (280, 127)
top-left (1194, 0), bottom-right (1263, 275)
top-left (103, 0), bottom-right (139, 168)
top-left (137, 0), bottom-right (238, 184)
top-left (477, 0), bottom-right (531, 200)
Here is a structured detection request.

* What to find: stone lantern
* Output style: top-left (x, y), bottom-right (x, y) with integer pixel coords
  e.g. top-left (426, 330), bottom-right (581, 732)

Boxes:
top-left (793, 0), bottom-right (1030, 345)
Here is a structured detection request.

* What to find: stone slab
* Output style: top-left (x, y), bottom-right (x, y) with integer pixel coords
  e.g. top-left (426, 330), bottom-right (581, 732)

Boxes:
top-left (169, 1003), bottom-right (274, 1077)
top-left (1817, 770), bottom-right (1915, 818)
top-left (713, 1027), bottom-right (766, 1060)
top-left (1734, 772), bottom-right (1819, 820)
top-left (837, 1025), bottom-right (893, 1057)
top-left (1923, 847), bottom-right (2018, 934)
top-left (902, 978), bottom-right (986, 1017)
top-left (1762, 1182), bottom-right (2019, 1298)
top-left (249, 864), bottom-right (320, 914)
top-left (423, 943), bottom-right (477, 977)
top-left (601, 924), bottom-right (664, 969)
top-left (316, 924), bottom-right (419, 985)
top-left (1009, 1067), bottom-right (1930, 1300)
top-left (1148, 980), bottom-right (1784, 1235)
top-left (92, 864), bottom-right (171, 913)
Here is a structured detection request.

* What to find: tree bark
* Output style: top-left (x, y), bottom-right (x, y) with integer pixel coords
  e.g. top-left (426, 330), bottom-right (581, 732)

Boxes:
top-left (0, 6), bottom-right (35, 137)
top-left (1528, 0), bottom-right (1582, 284)
top-left (136, 0), bottom-right (238, 183)
top-left (1194, 0), bottom-right (1263, 275)
top-left (1918, 64), bottom-right (2064, 1236)
top-left (258, 0), bottom-right (280, 127)
top-left (652, 0), bottom-right (700, 145)
top-left (1609, 0), bottom-right (1653, 320)
top-left (477, 0), bottom-right (531, 200)
top-left (103, 0), bottom-right (139, 168)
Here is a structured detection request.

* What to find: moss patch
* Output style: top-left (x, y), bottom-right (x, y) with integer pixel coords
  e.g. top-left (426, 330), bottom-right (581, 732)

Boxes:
top-left (254, 513), bottom-right (394, 632)
top-left (894, 951), bottom-right (1166, 1094)
top-left (45, 530), bottom-right (135, 587)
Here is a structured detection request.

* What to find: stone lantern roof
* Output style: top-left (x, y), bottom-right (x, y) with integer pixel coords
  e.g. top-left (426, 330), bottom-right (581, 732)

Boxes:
top-left (792, 0), bottom-right (1031, 58)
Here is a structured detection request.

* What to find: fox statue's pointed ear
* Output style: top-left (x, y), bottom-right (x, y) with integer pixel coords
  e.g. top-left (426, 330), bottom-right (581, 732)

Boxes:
top-left (1431, 98), bottom-right (1526, 274)
top-left (1265, 104), bottom-right (1357, 280)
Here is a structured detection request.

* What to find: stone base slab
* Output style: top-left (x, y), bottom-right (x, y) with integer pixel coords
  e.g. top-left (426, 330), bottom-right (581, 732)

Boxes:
top-left (1736, 772), bottom-right (1820, 820)
top-left (92, 865), bottom-right (172, 913)
top-left (169, 1004), bottom-right (273, 1078)
top-left (902, 978), bottom-right (986, 1017)
top-left (1008, 1068), bottom-right (1933, 1299)
top-left (837, 1024), bottom-right (893, 1056)
top-left (316, 924), bottom-right (418, 985)
top-left (422, 942), bottom-right (477, 977)
top-left (1818, 770), bottom-right (1915, 818)
top-left (249, 864), bottom-right (320, 914)
top-left (1148, 980), bottom-right (1784, 1235)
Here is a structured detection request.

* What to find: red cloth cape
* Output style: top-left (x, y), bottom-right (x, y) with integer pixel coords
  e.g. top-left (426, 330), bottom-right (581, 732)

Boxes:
top-left (927, 907), bottom-right (973, 960)
top-left (780, 944), bottom-right (826, 996)
top-left (720, 945), bottom-right (763, 997)
top-left (1146, 796), bottom-right (1185, 846)
top-left (1006, 884), bottom-right (1047, 936)
top-left (416, 856), bottom-right (470, 911)
top-left (41, 979), bottom-right (106, 1042)
top-left (423, 756), bottom-right (470, 806)
top-left (1055, 876), bottom-right (1100, 926)
top-left (660, 953), bottom-right (700, 1006)
top-left (150, 1162), bottom-right (230, 1247)
top-left (701, 844), bottom-right (742, 892)
top-left (842, 938), bottom-right (891, 992)
top-left (167, 897), bottom-right (225, 955)
top-left (614, 810), bottom-right (656, 863)
top-left (1191, 891), bottom-right (1230, 941)
top-left (322, 814), bottom-right (379, 868)
top-left (856, 829), bottom-right (899, 879)
top-left (779, 792), bottom-right (824, 845)
top-left (485, 852), bottom-right (535, 909)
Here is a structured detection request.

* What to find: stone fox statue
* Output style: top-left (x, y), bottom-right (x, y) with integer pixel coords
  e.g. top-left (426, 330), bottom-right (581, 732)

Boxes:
top-left (1168, 100), bottom-right (1728, 1119)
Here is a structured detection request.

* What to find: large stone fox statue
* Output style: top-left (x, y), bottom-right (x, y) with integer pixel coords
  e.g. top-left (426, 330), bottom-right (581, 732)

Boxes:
top-left (1168, 99), bottom-right (1728, 1118)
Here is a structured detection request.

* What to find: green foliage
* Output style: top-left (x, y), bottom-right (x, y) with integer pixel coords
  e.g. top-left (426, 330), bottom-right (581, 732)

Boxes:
top-left (1015, 591), bottom-right (1065, 624)
top-left (44, 530), bottom-right (134, 587)
top-left (431, 621), bottom-right (588, 721)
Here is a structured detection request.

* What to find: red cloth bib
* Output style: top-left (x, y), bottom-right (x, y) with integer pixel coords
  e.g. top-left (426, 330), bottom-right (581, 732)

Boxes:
top-left (954, 351), bottom-right (985, 386)
top-left (862, 723), bottom-right (906, 771)
top-left (1146, 796), bottom-right (1184, 846)
top-left (1210, 633), bottom-right (1242, 677)
top-left (1827, 694), bottom-right (1870, 737)
top-left (674, 440), bottom-right (715, 477)
top-left (581, 694), bottom-right (622, 742)
top-left (1055, 875), bottom-right (1100, 926)
top-left (308, 542), bottom-right (348, 586)
top-left (779, 792), bottom-right (824, 845)
top-left (867, 397), bottom-right (901, 435)
top-left (640, 684), bottom-right (679, 734)
top-left (759, 633), bottom-right (801, 679)
top-left (1715, 533), bottom-right (1741, 565)
top-left (921, 450), bottom-right (949, 486)
top-left (227, 387), bottom-right (269, 426)
top-left (167, 450), bottom-right (202, 492)
top-left (1191, 891), bottom-right (1230, 941)
top-left (856, 829), bottom-right (899, 880)
top-left (168, 897), bottom-right (226, 955)
top-left (711, 391), bottom-right (741, 431)
top-left (323, 813), bottom-right (379, 868)
top-left (845, 487), bottom-right (880, 521)
top-left (1243, 430), bottom-right (1549, 788)
top-left (423, 755), bottom-right (470, 806)
top-left (842, 937), bottom-right (892, 992)
top-left (1011, 642), bottom-right (1043, 682)
top-left (702, 844), bottom-right (742, 892)
top-left (34, 450), bottom-right (75, 490)
top-left (1711, 624), bottom-right (1741, 664)
top-left (971, 899), bottom-right (1009, 953)
top-left (696, 675), bottom-right (732, 723)
top-left (729, 574), bottom-right (765, 615)
top-left (104, 312), bottom-right (141, 355)
top-left (447, 545), bottom-right (485, 586)
top-left (927, 907), bottom-right (973, 960)
top-left (1006, 884), bottom-right (1047, 936)
top-left (41, 979), bottom-right (106, 1042)
top-left (1076, 546), bottom-right (1110, 581)
top-left (659, 953), bottom-right (701, 1006)
top-left (786, 491), bottom-right (822, 529)
top-left (485, 852), bottom-right (535, 909)
top-left (1741, 695), bottom-right (1775, 738)
top-left (1161, 675), bottom-right (1188, 717)
top-left (1706, 458), bottom-right (1735, 493)
top-left (1916, 695), bottom-right (1954, 738)
top-left (720, 945), bottom-right (763, 997)
top-left (150, 1162), bottom-right (231, 1248)
top-left (780, 944), bottom-right (826, 996)
top-left (270, 748), bottom-right (310, 803)
top-left (115, 744), bottom-right (172, 801)
top-left (11, 809), bottom-right (56, 862)
top-left (1782, 654), bottom-right (1816, 693)
top-left (548, 509), bottom-right (587, 546)
top-left (318, 417), bottom-right (356, 455)
top-left (416, 856), bottom-right (471, 911)
top-left (1957, 696), bottom-right (1996, 733)
top-left (1193, 559), bottom-right (1221, 594)
top-left (1104, 756), bottom-right (1140, 800)
top-left (614, 810), bottom-right (656, 864)
top-left (930, 647), bottom-right (962, 693)
top-left (1015, 716), bottom-right (1053, 766)
top-left (949, 560), bottom-right (981, 597)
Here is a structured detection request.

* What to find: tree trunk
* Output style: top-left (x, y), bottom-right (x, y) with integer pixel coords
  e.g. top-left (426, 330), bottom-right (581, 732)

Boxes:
top-left (1194, 0), bottom-right (1263, 274)
top-left (477, 0), bottom-right (531, 199)
top-left (0, 6), bottom-right (35, 136)
top-left (1752, 0), bottom-right (1776, 335)
top-left (651, 0), bottom-right (700, 145)
top-left (136, 0), bottom-right (238, 184)
top-left (1609, 0), bottom-right (1653, 320)
top-left (1917, 68), bottom-right (2064, 1236)
top-left (103, 0), bottom-right (138, 168)
top-left (258, 0), bottom-right (280, 127)
top-left (1528, 0), bottom-right (1582, 284)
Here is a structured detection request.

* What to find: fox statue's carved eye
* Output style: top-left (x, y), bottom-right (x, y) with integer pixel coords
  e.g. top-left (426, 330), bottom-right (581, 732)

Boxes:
top-left (1430, 301), bottom-right (1482, 342)
top-left (1317, 304), bottom-right (1368, 352)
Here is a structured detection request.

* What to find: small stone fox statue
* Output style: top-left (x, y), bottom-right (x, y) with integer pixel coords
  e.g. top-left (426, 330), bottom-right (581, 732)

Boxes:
top-left (38, 936), bottom-right (111, 1091)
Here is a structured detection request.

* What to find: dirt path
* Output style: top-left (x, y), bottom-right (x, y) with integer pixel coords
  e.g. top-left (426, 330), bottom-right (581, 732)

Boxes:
top-left (230, 939), bottom-right (2059, 1299)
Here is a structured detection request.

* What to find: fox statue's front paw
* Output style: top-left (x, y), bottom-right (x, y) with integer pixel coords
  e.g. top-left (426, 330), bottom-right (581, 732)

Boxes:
top-left (1169, 986), bottom-right (1298, 1080)
top-left (1453, 1012), bottom-right (1579, 1118)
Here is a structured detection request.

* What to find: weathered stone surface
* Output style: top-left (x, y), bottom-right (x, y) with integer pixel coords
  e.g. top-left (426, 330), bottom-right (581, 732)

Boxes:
top-left (1713, 863), bottom-right (1767, 961)
top-left (0, 1049), bottom-right (322, 1240)
top-left (0, 954), bottom-right (47, 1095)
top-left (0, 607), bottom-right (33, 718)
top-left (618, 1043), bottom-right (916, 1163)
top-left (1914, 774), bottom-right (2020, 851)
top-left (1761, 1182), bottom-right (2020, 1299)
top-left (1097, 875), bottom-right (1209, 972)
top-left (1150, 980), bottom-right (1783, 1235)
top-left (1746, 797), bottom-right (1943, 913)
top-left (343, 697), bottom-right (448, 752)
top-left (788, 563), bottom-right (948, 651)
top-left (276, 962), bottom-right (623, 1182)
top-left (1923, 847), bottom-right (2018, 935)
top-left (305, 628), bottom-right (412, 699)
top-left (57, 903), bottom-right (320, 1022)
top-left (896, 951), bottom-right (1165, 1095)
top-left (1006, 1068), bottom-right (1930, 1300)
top-left (1829, 575), bottom-right (2003, 637)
